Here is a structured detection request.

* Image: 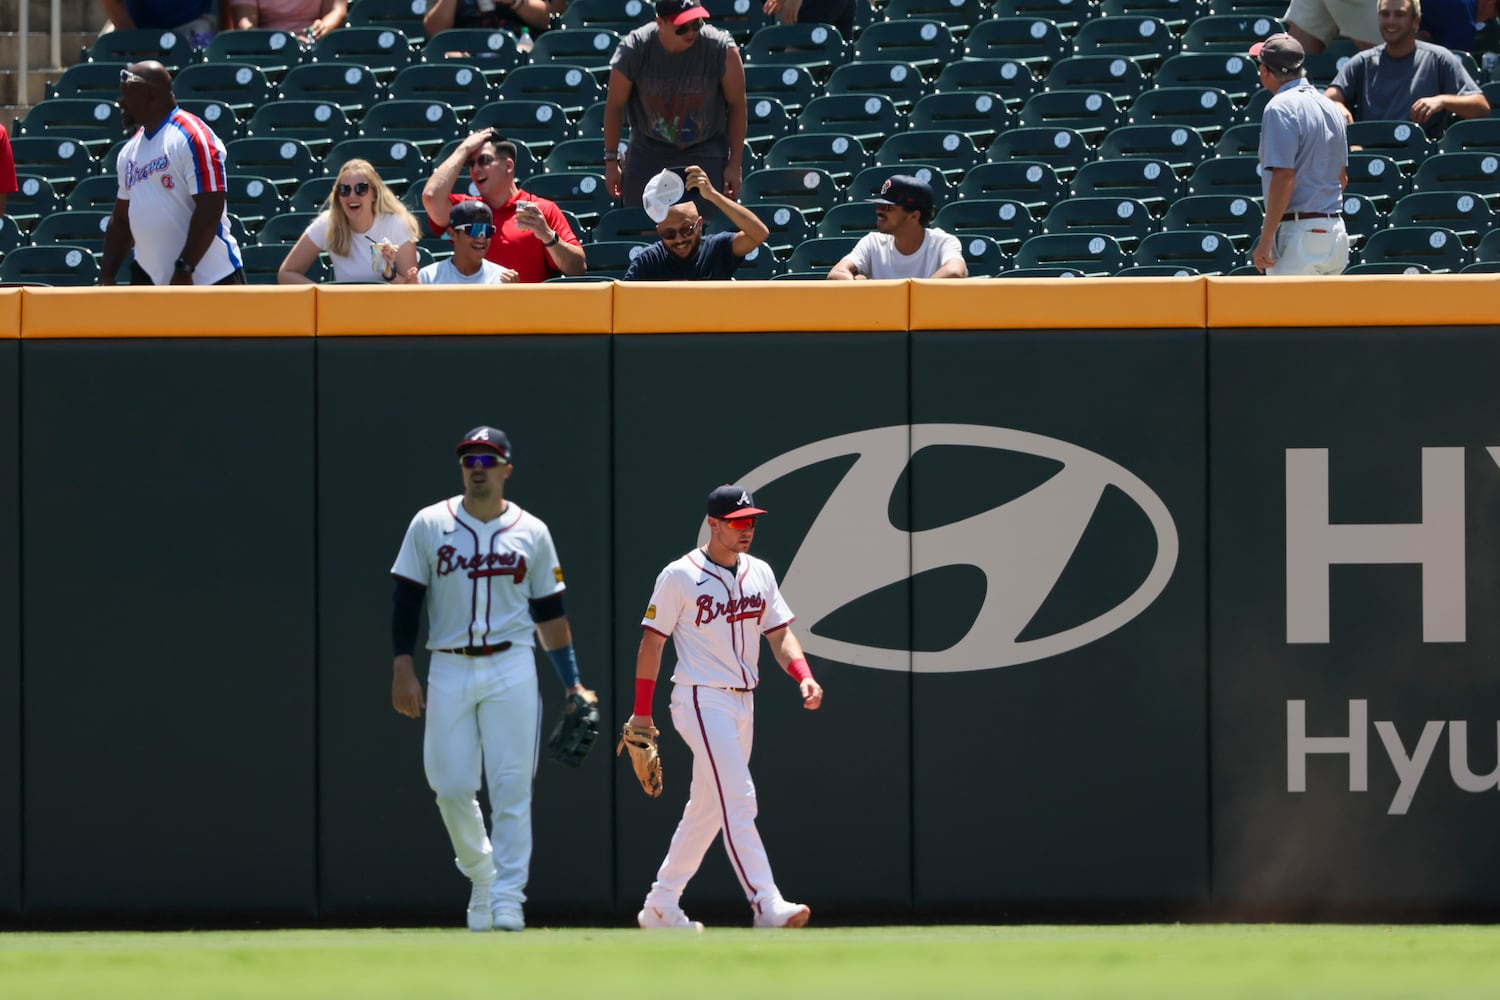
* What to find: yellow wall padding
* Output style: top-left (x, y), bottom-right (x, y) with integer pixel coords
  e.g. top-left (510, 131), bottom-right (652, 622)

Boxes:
top-left (315, 283), bottom-right (615, 336)
top-left (910, 276), bottom-right (1208, 331)
top-left (0, 289), bottom-right (19, 339)
top-left (612, 279), bottom-right (911, 333)
top-left (1206, 274), bottom-right (1500, 328)
top-left (19, 286), bottom-right (316, 338)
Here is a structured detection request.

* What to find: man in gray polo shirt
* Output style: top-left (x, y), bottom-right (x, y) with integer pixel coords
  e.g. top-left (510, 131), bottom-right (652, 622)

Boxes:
top-left (1251, 33), bottom-right (1352, 275)
top-left (1326, 0), bottom-right (1488, 138)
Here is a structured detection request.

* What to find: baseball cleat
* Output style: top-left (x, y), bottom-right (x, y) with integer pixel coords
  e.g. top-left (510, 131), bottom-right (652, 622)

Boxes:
top-left (466, 881), bottom-right (495, 932)
top-left (638, 904), bottom-right (705, 931)
top-left (492, 902), bottom-right (525, 932)
top-left (753, 897), bottom-right (811, 929)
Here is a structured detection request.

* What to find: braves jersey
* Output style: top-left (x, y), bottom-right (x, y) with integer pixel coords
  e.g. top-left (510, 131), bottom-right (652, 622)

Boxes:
top-left (115, 106), bottom-right (241, 285)
top-left (391, 497), bottom-right (565, 651)
top-left (641, 550), bottom-right (793, 689)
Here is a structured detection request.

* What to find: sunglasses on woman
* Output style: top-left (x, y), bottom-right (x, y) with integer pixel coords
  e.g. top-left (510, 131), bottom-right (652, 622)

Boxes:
top-left (336, 181), bottom-right (371, 197)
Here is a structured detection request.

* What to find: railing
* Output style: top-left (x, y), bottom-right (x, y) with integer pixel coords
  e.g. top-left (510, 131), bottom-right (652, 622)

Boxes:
top-left (15, 0), bottom-right (64, 119)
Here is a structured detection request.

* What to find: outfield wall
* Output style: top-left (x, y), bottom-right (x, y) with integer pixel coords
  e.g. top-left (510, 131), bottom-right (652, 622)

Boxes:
top-left (2, 278), bottom-right (1498, 925)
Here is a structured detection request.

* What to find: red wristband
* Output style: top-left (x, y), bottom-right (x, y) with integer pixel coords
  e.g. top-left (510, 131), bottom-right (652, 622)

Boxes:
top-left (786, 657), bottom-right (812, 683)
top-left (633, 677), bottom-right (656, 716)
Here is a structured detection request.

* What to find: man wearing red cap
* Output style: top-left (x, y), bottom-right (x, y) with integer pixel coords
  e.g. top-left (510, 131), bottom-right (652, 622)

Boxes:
top-left (603, 0), bottom-right (748, 207)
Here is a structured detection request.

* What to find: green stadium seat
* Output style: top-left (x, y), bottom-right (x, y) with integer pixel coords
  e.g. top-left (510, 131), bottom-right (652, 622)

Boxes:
top-left (963, 18), bottom-right (1068, 70)
top-left (1339, 192), bottom-right (1388, 251)
top-left (522, 172), bottom-right (616, 227)
top-left (1042, 196), bottom-right (1156, 250)
top-left (561, 0), bottom-right (656, 33)
top-left (469, 100), bottom-right (575, 159)
top-left (1181, 12), bottom-right (1283, 52)
top-left (1185, 155), bottom-right (1264, 198)
top-left (63, 174), bottom-right (121, 212)
top-left (1098, 123), bottom-right (1211, 175)
top-left (224, 137), bottom-right (324, 195)
top-left (7, 138), bottom-right (98, 194)
top-left (1069, 156), bottom-right (1180, 211)
top-left (1411, 151), bottom-right (1500, 205)
top-left (584, 240), bottom-right (651, 278)
top-left (849, 164), bottom-right (957, 207)
top-left (1043, 56), bottom-right (1147, 105)
top-left (744, 64), bottom-right (819, 114)
top-left (204, 30), bottom-right (307, 82)
top-left (785, 236), bottom-right (859, 274)
top-left (178, 100), bottom-right (246, 141)
top-left (957, 234), bottom-right (1012, 276)
top-left (1018, 90), bottom-right (1123, 144)
top-left (347, 0), bottom-right (430, 35)
top-left (497, 65), bottom-right (605, 119)
top-left (1099, 0), bottom-right (1205, 32)
top-left (17, 99), bottom-right (125, 157)
top-left (592, 207), bottom-right (657, 244)
top-left (738, 167), bottom-right (844, 221)
top-left (173, 63), bottom-right (278, 117)
top-left (1013, 232), bottom-right (1129, 275)
top-left (988, 0), bottom-right (1092, 35)
top-left (816, 201), bottom-right (878, 238)
top-left (910, 92), bottom-right (1016, 147)
top-left (743, 202), bottom-right (815, 256)
top-left (1345, 152), bottom-right (1408, 212)
top-left (853, 20), bottom-right (961, 77)
top-left (246, 101), bottom-right (354, 156)
top-left (933, 198), bottom-right (1039, 251)
top-left (1162, 192), bottom-right (1263, 249)
top-left (883, 0), bottom-right (989, 38)
top-left (742, 23), bottom-right (848, 81)
top-left (226, 174), bottom-right (290, 229)
top-left (422, 29), bottom-right (522, 80)
top-left (746, 96), bottom-right (797, 155)
top-left (873, 130), bottom-right (982, 182)
top-left (389, 63), bottom-right (495, 117)
top-left (6, 175), bottom-right (64, 227)
top-left (733, 243), bottom-right (784, 279)
top-left (1132, 229), bottom-right (1240, 273)
top-left (48, 62), bottom-right (129, 101)
top-left (326, 138), bottom-right (430, 195)
top-left (767, 133), bottom-right (870, 183)
top-left (824, 60), bottom-right (931, 112)
top-left (987, 126), bottom-right (1093, 180)
top-left (934, 58), bottom-right (1041, 110)
top-left (359, 101), bottom-right (463, 158)
top-left (1345, 120), bottom-right (1433, 173)
top-left (1214, 120), bottom-right (1261, 156)
top-left (1387, 190), bottom-right (1495, 246)
top-left (1357, 225), bottom-right (1469, 272)
top-left (529, 28), bottom-right (623, 81)
top-left (1071, 16), bottom-right (1177, 72)
top-left (256, 211), bottom-right (320, 245)
top-left (88, 27), bottom-right (194, 70)
top-left (797, 94), bottom-right (904, 148)
top-left (311, 26), bottom-right (416, 81)
top-left (959, 160), bottom-right (1066, 212)
top-left (1127, 86), bottom-right (1237, 142)
top-left (0, 244), bottom-right (101, 285)
top-left (1153, 52), bottom-right (1260, 105)
top-left (279, 63), bottom-right (385, 118)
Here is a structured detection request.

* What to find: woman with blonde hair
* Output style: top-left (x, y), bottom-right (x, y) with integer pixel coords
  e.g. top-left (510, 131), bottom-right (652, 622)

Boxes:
top-left (278, 160), bottom-right (421, 283)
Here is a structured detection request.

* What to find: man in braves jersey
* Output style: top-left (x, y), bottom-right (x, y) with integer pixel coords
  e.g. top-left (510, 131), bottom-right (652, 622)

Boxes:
top-left (100, 61), bottom-right (244, 285)
top-left (390, 426), bottom-right (595, 932)
top-left (628, 484), bottom-right (823, 931)
top-left (421, 130), bottom-right (587, 282)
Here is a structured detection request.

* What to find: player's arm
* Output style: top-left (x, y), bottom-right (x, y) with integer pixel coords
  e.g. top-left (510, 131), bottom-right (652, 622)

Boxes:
top-left (99, 196), bottom-right (133, 286)
top-left (765, 625), bottom-right (822, 710)
top-left (629, 628), bottom-right (669, 728)
top-left (532, 594), bottom-right (593, 698)
top-left (174, 190), bottom-right (228, 285)
top-left (391, 576), bottom-right (427, 718)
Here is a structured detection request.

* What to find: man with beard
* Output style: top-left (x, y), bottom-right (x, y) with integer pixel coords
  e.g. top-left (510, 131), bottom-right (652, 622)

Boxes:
top-left (100, 61), bottom-right (244, 286)
top-left (623, 165), bottom-right (769, 280)
top-left (1325, 0), bottom-right (1488, 138)
top-left (411, 200), bottom-right (519, 284)
top-left (421, 129), bottom-right (587, 282)
top-left (826, 175), bottom-right (966, 281)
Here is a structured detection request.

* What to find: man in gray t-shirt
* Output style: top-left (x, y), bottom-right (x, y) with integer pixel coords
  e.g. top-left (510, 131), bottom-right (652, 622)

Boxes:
top-left (603, 0), bottom-right (748, 208)
top-left (1326, 0), bottom-right (1488, 137)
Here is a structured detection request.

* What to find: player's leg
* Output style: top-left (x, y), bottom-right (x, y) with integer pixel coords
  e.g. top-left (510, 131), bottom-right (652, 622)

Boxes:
top-left (736, 694), bottom-right (810, 928)
top-left (423, 653), bottom-right (496, 930)
top-left (475, 646), bottom-right (542, 928)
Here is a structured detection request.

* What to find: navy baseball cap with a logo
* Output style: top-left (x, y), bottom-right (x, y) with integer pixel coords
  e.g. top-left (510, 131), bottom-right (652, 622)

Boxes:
top-left (707, 484), bottom-right (767, 519)
top-left (656, 0), bottom-right (710, 25)
top-left (449, 199), bottom-right (493, 232)
top-left (456, 426), bottom-right (512, 460)
top-left (870, 175), bottom-right (935, 215)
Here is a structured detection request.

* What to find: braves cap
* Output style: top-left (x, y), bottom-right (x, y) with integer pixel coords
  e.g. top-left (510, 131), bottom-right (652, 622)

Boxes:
top-left (707, 484), bottom-right (768, 519)
top-left (1249, 33), bottom-right (1305, 73)
top-left (642, 168), bottom-right (688, 223)
top-left (449, 199), bottom-right (493, 231)
top-left (870, 174), bottom-right (935, 215)
top-left (656, 0), bottom-right (711, 25)
top-left (455, 425), bottom-right (512, 460)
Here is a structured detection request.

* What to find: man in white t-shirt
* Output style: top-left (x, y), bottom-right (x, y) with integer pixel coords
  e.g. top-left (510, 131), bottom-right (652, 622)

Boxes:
top-left (826, 175), bottom-right (967, 281)
top-left (411, 200), bottom-right (519, 285)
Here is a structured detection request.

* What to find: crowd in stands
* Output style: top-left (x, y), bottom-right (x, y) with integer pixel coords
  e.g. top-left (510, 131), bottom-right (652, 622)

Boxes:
top-left (2, 0), bottom-right (1500, 284)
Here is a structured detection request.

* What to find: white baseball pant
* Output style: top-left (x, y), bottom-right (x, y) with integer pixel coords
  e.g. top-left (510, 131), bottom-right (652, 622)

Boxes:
top-left (646, 684), bottom-right (783, 908)
top-left (1268, 218), bottom-right (1350, 276)
top-left (423, 647), bottom-right (541, 907)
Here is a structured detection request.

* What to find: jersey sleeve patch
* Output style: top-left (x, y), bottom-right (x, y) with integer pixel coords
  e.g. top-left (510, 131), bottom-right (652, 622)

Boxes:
top-left (554, 566), bottom-right (565, 584)
top-left (644, 604), bottom-right (656, 620)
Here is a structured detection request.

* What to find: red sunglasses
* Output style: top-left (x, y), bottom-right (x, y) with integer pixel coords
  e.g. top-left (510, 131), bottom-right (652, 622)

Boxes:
top-left (723, 516), bottom-right (757, 530)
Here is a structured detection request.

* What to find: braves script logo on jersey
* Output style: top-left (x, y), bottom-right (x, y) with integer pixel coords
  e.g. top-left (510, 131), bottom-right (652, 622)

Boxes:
top-left (436, 545), bottom-right (528, 582)
top-left (695, 592), bottom-right (767, 627)
top-left (706, 424), bottom-right (1179, 673)
top-left (124, 154), bottom-right (170, 190)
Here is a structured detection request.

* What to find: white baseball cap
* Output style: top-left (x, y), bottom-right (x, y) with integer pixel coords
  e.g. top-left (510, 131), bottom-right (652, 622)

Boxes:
top-left (642, 168), bottom-right (686, 223)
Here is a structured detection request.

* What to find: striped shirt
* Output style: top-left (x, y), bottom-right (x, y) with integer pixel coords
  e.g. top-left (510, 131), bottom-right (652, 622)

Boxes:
top-left (115, 107), bottom-right (241, 285)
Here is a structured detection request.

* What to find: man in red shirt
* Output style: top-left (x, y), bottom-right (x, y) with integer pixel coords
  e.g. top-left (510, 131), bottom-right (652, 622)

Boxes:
top-left (421, 130), bottom-right (587, 283)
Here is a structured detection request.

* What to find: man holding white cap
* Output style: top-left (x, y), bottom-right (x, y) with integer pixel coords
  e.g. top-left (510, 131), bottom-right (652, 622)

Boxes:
top-left (1249, 33), bottom-right (1351, 275)
top-left (624, 165), bottom-right (770, 280)
top-left (827, 175), bottom-right (967, 281)
top-left (604, 0), bottom-right (748, 207)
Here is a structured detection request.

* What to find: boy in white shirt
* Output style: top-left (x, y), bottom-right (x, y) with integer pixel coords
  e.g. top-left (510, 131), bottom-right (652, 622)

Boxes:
top-left (827, 175), bottom-right (968, 281)
top-left (412, 200), bottom-right (519, 285)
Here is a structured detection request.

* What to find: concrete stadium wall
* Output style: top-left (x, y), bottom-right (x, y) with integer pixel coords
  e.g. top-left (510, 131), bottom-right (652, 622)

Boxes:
top-left (1, 277), bottom-right (1498, 925)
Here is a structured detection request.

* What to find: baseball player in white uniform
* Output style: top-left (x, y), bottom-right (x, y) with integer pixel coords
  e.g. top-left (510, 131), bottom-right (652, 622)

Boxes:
top-left (628, 484), bottom-right (824, 930)
top-left (390, 426), bottom-right (594, 932)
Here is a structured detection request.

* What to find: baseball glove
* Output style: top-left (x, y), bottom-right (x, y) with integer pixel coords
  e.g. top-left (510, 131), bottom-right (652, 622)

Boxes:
top-left (616, 723), bottom-right (663, 798)
top-left (545, 692), bottom-right (600, 768)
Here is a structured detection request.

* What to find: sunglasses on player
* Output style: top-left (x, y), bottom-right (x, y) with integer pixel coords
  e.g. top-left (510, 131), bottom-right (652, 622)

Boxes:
top-left (460, 453), bottom-right (506, 468)
top-left (675, 20), bottom-right (703, 35)
top-left (657, 219), bottom-right (699, 241)
top-left (722, 516), bottom-right (757, 530)
top-left (452, 222), bottom-right (494, 238)
top-left (336, 181), bottom-right (371, 197)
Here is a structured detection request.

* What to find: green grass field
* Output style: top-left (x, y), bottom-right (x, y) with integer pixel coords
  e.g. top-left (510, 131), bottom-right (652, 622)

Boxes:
top-left (3, 925), bottom-right (1500, 999)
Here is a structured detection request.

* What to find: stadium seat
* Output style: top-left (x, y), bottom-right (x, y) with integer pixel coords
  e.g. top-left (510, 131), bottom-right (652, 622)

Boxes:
top-left (910, 92), bottom-right (1015, 147)
top-left (1115, 263), bottom-right (1202, 275)
top-left (359, 101), bottom-right (463, 158)
top-left (469, 100), bottom-right (575, 159)
top-left (874, 130), bottom-right (982, 182)
top-left (848, 164), bottom-right (957, 207)
top-left (583, 240), bottom-right (651, 279)
top-left (1343, 260), bottom-right (1430, 274)
top-left (178, 100), bottom-right (245, 142)
top-left (7, 138), bottom-right (97, 193)
top-left (1013, 232), bottom-right (1129, 275)
top-left (963, 17), bottom-right (1068, 70)
top-left (592, 207), bottom-right (658, 244)
top-left (1042, 196), bottom-right (1156, 250)
top-left (1098, 0), bottom-right (1205, 32)
top-left (347, 0), bottom-right (429, 35)
top-left (959, 160), bottom-right (1067, 212)
top-left (988, 126), bottom-right (1093, 180)
top-left (933, 58), bottom-right (1041, 110)
top-left (988, 0), bottom-right (1092, 34)
top-left (1162, 192), bottom-right (1263, 249)
top-left (742, 23), bottom-right (848, 81)
top-left (30, 209), bottom-right (112, 256)
top-left (246, 101), bottom-right (353, 156)
top-left (1071, 16), bottom-right (1177, 72)
top-left (1437, 116), bottom-right (1500, 155)
top-left (797, 94), bottom-right (904, 148)
top-left (16, 99), bottom-right (125, 156)
top-left (225, 137), bottom-right (324, 194)
top-left (1180, 12), bottom-right (1282, 51)
top-left (743, 202), bottom-right (815, 256)
top-left (256, 211), bottom-right (320, 246)
top-left (785, 236), bottom-right (859, 274)
top-left (389, 63), bottom-right (495, 117)
top-left (561, 0), bottom-right (657, 33)
top-left (767, 133), bottom-right (870, 183)
top-left (816, 201), bottom-right (878, 238)
top-left (1461, 259), bottom-right (1500, 272)
top-left (529, 28), bottom-right (623, 82)
top-left (956, 234), bottom-right (1012, 276)
top-left (744, 64), bottom-right (819, 114)
top-left (522, 172), bottom-right (616, 227)
top-left (1043, 56), bottom-right (1147, 105)
top-left (824, 61), bottom-right (931, 112)
top-left (421, 29), bottom-right (522, 79)
top-left (1412, 151), bottom-right (1500, 203)
top-left (48, 61), bottom-right (129, 102)
top-left (1185, 155), bottom-right (1263, 198)
top-left (932, 198), bottom-right (1039, 252)
top-left (311, 26), bottom-right (416, 81)
top-left (497, 65), bottom-right (605, 118)
top-left (1069, 157), bottom-right (1180, 211)
top-left (226, 174), bottom-right (290, 230)
top-left (1357, 225), bottom-right (1470, 272)
top-left (543, 137), bottom-right (609, 176)
top-left (204, 30), bottom-right (307, 82)
top-left (1214, 121), bottom-right (1261, 156)
top-left (1017, 90), bottom-right (1123, 143)
top-left (1475, 227), bottom-right (1500, 262)
top-left (279, 63), bottom-right (385, 117)
top-left (1387, 190), bottom-right (1495, 246)
top-left (240, 242), bottom-right (330, 284)
top-left (1127, 86), bottom-right (1237, 142)
top-left (326, 138), bottom-right (429, 195)
top-left (1345, 120), bottom-right (1433, 173)
top-left (1339, 192), bottom-right (1388, 251)
top-left (854, 20), bottom-right (960, 77)
top-left (883, 0), bottom-right (989, 37)
top-left (1345, 152), bottom-right (1407, 212)
top-left (699, 0), bottom-right (774, 44)
top-left (1098, 123), bottom-right (1211, 175)
top-left (733, 242), bottom-right (784, 279)
top-left (1133, 229), bottom-right (1240, 273)
top-left (173, 63), bottom-right (278, 117)
top-left (0, 244), bottom-right (100, 286)
top-left (63, 174), bottom-right (121, 213)
top-left (1205, 0), bottom-right (1281, 13)
top-left (738, 167), bottom-right (844, 221)
top-left (88, 27), bottom-right (194, 69)
top-left (997, 265), bottom-right (1087, 277)
top-left (0, 215), bottom-right (29, 256)
top-left (5, 175), bottom-right (64, 227)
top-left (1153, 52), bottom-right (1260, 105)
top-left (746, 96), bottom-right (797, 154)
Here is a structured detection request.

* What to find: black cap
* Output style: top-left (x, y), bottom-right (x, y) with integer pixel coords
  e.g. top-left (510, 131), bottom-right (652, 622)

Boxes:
top-left (707, 484), bottom-right (767, 519)
top-left (449, 199), bottom-right (493, 230)
top-left (870, 174), bottom-right (935, 215)
top-left (455, 426), bottom-right (512, 460)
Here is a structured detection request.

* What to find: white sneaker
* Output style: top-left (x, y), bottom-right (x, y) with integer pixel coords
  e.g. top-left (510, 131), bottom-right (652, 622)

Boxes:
top-left (637, 903), bottom-right (705, 931)
top-left (753, 897), bottom-right (811, 929)
top-left (492, 901), bottom-right (525, 932)
top-left (466, 881), bottom-right (494, 932)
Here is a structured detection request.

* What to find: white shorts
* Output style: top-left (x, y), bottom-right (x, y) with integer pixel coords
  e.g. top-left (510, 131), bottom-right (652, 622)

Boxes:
top-left (1269, 217), bottom-right (1351, 275)
top-left (1283, 0), bottom-right (1380, 45)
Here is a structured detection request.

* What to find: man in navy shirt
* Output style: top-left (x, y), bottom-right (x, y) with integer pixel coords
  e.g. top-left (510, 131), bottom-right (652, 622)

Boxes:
top-left (624, 165), bottom-right (769, 280)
